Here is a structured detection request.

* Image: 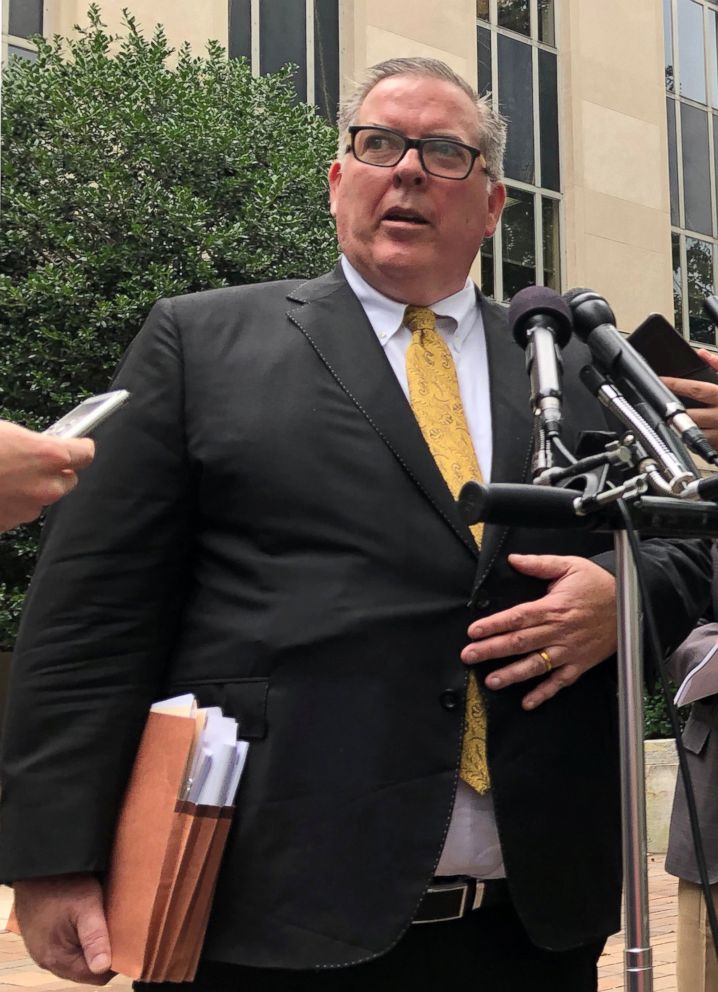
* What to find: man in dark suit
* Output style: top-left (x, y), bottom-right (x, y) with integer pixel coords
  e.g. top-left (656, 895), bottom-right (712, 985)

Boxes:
top-left (0, 57), bottom-right (710, 992)
top-left (665, 577), bottom-right (718, 992)
top-left (655, 329), bottom-right (718, 991)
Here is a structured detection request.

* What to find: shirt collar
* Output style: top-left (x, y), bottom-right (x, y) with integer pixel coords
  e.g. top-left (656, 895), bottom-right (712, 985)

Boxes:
top-left (340, 256), bottom-right (478, 348)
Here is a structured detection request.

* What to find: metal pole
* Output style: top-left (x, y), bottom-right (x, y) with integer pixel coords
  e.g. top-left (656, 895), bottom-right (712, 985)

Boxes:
top-left (615, 531), bottom-right (653, 992)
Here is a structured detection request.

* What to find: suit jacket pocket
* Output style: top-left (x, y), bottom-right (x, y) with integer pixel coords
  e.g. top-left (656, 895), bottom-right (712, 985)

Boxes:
top-left (164, 677), bottom-right (269, 741)
top-left (682, 711), bottom-right (710, 755)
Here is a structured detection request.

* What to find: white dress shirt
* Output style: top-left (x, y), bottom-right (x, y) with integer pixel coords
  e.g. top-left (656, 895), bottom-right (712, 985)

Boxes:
top-left (341, 256), bottom-right (506, 880)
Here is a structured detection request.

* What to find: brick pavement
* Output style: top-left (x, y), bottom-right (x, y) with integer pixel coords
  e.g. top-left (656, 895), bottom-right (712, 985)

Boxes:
top-left (0, 858), bottom-right (680, 991)
top-left (599, 854), bottom-right (679, 991)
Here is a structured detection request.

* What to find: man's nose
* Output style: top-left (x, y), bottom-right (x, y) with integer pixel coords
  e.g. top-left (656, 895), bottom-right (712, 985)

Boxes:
top-left (392, 148), bottom-right (426, 186)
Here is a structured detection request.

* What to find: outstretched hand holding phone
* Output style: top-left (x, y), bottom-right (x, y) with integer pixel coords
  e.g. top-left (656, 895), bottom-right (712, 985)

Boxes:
top-left (0, 420), bottom-right (95, 533)
top-left (0, 390), bottom-right (129, 532)
top-left (662, 349), bottom-right (718, 449)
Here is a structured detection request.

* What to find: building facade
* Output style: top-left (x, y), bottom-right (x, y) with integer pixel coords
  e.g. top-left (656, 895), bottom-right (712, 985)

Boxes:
top-left (2, 0), bottom-right (712, 343)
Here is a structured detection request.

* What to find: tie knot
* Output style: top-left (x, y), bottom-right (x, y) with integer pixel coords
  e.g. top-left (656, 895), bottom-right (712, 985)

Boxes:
top-left (404, 305), bottom-right (437, 340)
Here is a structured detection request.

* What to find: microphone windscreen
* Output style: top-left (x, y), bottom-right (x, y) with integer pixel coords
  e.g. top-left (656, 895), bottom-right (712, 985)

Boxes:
top-left (562, 288), bottom-right (616, 335)
top-left (562, 287), bottom-right (594, 305)
top-left (508, 286), bottom-right (573, 349)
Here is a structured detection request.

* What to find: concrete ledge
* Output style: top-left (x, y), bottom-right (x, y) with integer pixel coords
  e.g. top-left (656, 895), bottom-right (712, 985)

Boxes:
top-left (645, 738), bottom-right (678, 854)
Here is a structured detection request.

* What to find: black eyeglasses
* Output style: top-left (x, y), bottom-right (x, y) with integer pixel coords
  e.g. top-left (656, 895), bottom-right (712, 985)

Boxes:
top-left (347, 125), bottom-right (488, 181)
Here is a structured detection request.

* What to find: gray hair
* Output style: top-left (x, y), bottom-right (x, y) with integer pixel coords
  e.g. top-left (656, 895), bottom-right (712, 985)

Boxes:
top-left (336, 57), bottom-right (506, 182)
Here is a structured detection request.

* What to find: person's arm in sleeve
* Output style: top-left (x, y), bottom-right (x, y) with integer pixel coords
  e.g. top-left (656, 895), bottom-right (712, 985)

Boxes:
top-left (666, 622), bottom-right (718, 685)
top-left (461, 537), bottom-right (712, 710)
top-left (0, 298), bottom-right (194, 982)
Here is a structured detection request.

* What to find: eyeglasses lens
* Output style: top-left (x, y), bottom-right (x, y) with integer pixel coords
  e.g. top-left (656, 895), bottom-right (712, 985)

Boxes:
top-left (423, 140), bottom-right (472, 178)
top-left (353, 129), bottom-right (473, 178)
top-left (354, 129), bottom-right (405, 165)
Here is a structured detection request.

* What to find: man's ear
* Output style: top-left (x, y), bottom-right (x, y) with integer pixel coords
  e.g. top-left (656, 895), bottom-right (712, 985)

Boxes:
top-left (328, 160), bottom-right (342, 217)
top-left (484, 181), bottom-right (506, 238)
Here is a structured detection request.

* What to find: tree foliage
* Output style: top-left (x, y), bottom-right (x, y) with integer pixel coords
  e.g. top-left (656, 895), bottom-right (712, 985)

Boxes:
top-left (643, 682), bottom-right (685, 740)
top-left (0, 6), bottom-right (339, 647)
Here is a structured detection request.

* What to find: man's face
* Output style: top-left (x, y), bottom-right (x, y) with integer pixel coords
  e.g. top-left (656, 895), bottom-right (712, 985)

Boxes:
top-left (328, 74), bottom-right (505, 305)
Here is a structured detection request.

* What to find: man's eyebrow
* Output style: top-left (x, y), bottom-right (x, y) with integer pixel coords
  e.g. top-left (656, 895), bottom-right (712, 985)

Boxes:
top-left (426, 132), bottom-right (474, 143)
top-left (365, 123), bottom-right (473, 143)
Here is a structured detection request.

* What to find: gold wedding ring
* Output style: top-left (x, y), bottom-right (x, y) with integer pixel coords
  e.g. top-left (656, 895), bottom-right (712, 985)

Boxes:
top-left (539, 649), bottom-right (553, 673)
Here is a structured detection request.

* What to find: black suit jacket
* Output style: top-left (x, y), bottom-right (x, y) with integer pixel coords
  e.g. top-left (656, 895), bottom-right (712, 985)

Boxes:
top-left (0, 266), bottom-right (711, 968)
top-left (666, 546), bottom-right (718, 884)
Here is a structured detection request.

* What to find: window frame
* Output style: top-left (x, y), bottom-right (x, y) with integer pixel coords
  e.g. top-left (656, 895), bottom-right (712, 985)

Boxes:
top-left (477, 0), bottom-right (564, 301)
top-left (229, 0), bottom-right (339, 119)
top-left (2, 0), bottom-right (42, 65)
top-left (666, 0), bottom-right (718, 344)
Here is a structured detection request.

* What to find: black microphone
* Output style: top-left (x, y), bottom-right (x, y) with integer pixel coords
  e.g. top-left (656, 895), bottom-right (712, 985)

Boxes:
top-left (458, 481), bottom-right (595, 530)
top-left (508, 286), bottom-right (573, 438)
top-left (704, 295), bottom-right (718, 325)
top-left (565, 288), bottom-right (718, 466)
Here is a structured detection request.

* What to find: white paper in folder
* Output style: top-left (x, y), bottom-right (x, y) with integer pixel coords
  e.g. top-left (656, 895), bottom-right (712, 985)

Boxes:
top-left (176, 705), bottom-right (249, 805)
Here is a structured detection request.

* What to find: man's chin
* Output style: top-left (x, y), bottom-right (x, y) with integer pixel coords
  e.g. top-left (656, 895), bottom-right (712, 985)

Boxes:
top-left (371, 243), bottom-right (435, 277)
top-left (360, 256), bottom-right (451, 304)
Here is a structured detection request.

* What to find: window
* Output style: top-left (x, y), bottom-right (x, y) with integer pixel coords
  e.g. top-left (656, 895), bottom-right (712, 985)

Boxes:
top-left (477, 0), bottom-right (561, 301)
top-left (228, 0), bottom-right (339, 123)
top-left (8, 0), bottom-right (42, 39)
top-left (665, 0), bottom-right (718, 344)
top-left (3, 0), bottom-right (42, 63)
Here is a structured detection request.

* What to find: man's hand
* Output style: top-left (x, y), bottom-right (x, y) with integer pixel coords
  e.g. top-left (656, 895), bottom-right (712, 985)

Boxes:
top-left (461, 554), bottom-right (617, 710)
top-left (0, 420), bottom-right (95, 533)
top-left (662, 348), bottom-right (718, 449)
top-left (13, 874), bottom-right (114, 985)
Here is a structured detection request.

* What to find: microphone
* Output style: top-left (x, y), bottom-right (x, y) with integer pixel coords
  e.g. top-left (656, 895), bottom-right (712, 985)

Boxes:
top-left (458, 480), bottom-right (595, 530)
top-left (565, 288), bottom-right (718, 466)
top-left (703, 295), bottom-right (718, 325)
top-left (508, 286), bottom-right (573, 438)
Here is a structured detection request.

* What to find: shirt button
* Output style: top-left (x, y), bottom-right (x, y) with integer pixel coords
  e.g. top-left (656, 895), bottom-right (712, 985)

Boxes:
top-left (440, 690), bottom-right (460, 711)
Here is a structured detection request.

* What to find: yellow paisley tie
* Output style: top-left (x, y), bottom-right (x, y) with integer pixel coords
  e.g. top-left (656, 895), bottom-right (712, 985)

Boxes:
top-left (404, 304), bottom-right (490, 795)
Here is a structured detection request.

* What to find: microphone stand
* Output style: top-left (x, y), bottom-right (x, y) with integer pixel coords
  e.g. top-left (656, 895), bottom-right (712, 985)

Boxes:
top-left (458, 481), bottom-right (718, 992)
top-left (615, 526), bottom-right (651, 992)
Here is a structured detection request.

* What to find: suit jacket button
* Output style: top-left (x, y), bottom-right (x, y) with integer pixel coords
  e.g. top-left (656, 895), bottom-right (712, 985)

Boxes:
top-left (475, 597), bottom-right (490, 611)
top-left (440, 690), bottom-right (460, 710)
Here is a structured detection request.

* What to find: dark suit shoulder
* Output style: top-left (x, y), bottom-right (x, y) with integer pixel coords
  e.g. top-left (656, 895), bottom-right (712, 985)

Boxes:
top-left (161, 267), bottom-right (342, 316)
top-left (478, 291), bottom-right (508, 328)
top-left (163, 279), bottom-right (305, 315)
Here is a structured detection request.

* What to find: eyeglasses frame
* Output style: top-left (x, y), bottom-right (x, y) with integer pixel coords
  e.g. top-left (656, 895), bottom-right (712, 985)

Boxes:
top-left (346, 124), bottom-right (489, 181)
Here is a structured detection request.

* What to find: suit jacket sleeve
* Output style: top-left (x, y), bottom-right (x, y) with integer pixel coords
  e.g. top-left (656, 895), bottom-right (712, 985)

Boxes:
top-left (666, 591), bottom-right (718, 881)
top-left (667, 623), bottom-right (718, 685)
top-left (590, 537), bottom-right (712, 665)
top-left (0, 298), bottom-right (193, 881)
top-left (664, 542), bottom-right (718, 682)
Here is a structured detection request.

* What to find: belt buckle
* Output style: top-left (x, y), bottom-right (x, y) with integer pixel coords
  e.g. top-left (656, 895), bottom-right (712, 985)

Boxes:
top-left (432, 881), bottom-right (468, 923)
top-left (414, 879), bottom-right (478, 924)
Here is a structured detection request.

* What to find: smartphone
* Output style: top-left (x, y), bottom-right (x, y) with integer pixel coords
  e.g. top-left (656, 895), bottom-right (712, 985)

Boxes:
top-left (43, 390), bottom-right (130, 438)
top-left (627, 313), bottom-right (718, 408)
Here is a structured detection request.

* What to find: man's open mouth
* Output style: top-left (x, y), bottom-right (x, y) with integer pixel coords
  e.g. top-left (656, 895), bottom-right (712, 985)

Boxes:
top-left (382, 209), bottom-right (429, 225)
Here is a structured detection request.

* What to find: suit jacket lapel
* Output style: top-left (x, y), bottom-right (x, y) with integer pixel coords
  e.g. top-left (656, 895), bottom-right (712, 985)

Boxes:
top-left (286, 267), bottom-right (479, 558)
top-left (475, 294), bottom-right (534, 572)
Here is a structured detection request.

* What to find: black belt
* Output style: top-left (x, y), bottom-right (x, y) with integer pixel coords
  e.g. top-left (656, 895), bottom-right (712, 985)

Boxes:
top-left (412, 876), bottom-right (510, 924)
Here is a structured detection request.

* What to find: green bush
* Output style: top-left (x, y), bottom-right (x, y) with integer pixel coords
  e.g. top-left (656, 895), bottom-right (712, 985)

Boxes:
top-left (644, 681), bottom-right (685, 739)
top-left (0, 6), bottom-right (339, 648)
